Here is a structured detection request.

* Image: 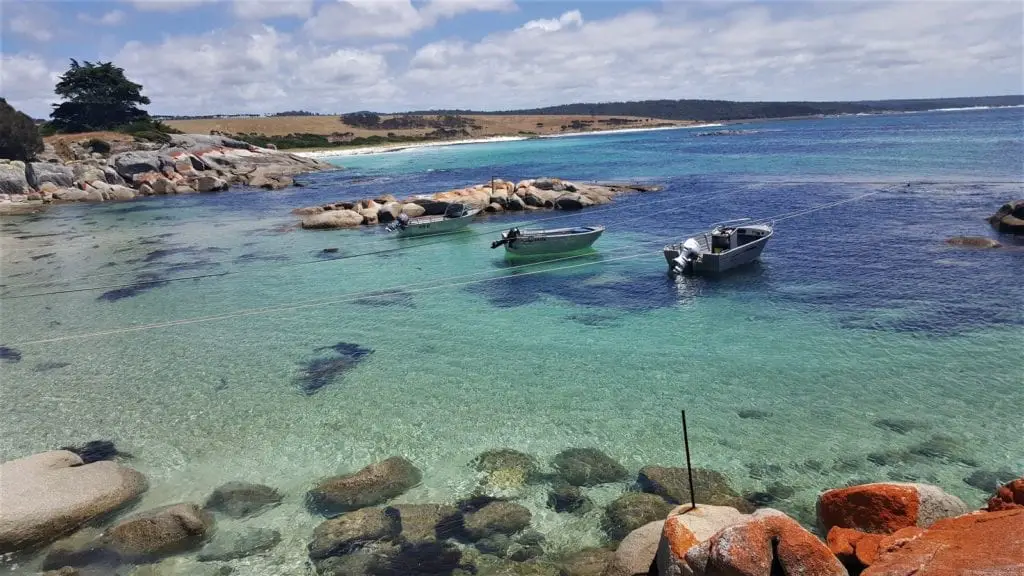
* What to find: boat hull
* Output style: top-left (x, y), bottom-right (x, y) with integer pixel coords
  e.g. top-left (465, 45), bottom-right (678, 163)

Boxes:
top-left (396, 210), bottom-right (479, 237)
top-left (664, 234), bottom-right (771, 274)
top-left (504, 227), bottom-right (604, 256)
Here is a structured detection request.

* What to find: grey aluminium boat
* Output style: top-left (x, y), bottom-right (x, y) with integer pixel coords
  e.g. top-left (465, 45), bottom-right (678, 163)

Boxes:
top-left (664, 220), bottom-right (773, 274)
top-left (386, 203), bottom-right (481, 238)
top-left (491, 225), bottom-right (604, 256)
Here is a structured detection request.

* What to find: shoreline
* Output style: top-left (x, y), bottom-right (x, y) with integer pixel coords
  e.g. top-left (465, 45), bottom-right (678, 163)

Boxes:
top-left (293, 123), bottom-right (724, 159)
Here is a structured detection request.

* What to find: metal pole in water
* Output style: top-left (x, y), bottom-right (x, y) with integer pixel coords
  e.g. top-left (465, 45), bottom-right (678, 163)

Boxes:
top-left (681, 409), bottom-right (697, 511)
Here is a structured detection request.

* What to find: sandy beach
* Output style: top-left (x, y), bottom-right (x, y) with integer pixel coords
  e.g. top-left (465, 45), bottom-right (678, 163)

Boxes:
top-left (294, 123), bottom-right (726, 159)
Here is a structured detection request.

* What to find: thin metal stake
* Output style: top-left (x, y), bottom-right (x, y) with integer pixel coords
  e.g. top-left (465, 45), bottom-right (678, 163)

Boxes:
top-left (681, 409), bottom-right (697, 511)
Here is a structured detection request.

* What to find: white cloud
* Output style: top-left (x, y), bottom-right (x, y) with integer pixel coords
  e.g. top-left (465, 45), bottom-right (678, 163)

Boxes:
top-left (0, 54), bottom-right (61, 118)
top-left (5, 4), bottom-right (59, 42)
top-left (303, 0), bottom-right (517, 40)
top-left (110, 25), bottom-right (397, 115)
top-left (232, 0), bottom-right (313, 20)
top-left (78, 10), bottom-right (128, 26)
top-left (519, 10), bottom-right (582, 33)
top-left (127, 0), bottom-right (220, 13)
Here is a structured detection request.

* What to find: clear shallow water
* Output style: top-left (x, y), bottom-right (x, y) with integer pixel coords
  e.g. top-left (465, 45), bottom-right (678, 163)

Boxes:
top-left (1, 108), bottom-right (1022, 574)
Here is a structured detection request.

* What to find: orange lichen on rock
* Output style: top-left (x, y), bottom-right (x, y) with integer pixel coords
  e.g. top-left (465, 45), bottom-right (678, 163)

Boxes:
top-left (863, 508), bottom-right (1024, 576)
top-left (987, 477), bottom-right (1024, 511)
top-left (818, 483), bottom-right (921, 534)
top-left (827, 526), bottom-right (884, 570)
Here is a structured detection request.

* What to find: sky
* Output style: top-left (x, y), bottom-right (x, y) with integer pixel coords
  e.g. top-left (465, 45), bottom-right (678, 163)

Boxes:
top-left (1, 0), bottom-right (1022, 118)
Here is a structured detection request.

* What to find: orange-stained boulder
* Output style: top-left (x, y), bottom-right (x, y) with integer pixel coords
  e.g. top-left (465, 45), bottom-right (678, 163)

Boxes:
top-left (827, 527), bottom-right (883, 572)
top-left (685, 509), bottom-right (848, 576)
top-left (987, 477), bottom-right (1024, 512)
top-left (816, 482), bottom-right (968, 535)
top-left (863, 509), bottom-right (1024, 576)
top-left (656, 504), bottom-right (747, 576)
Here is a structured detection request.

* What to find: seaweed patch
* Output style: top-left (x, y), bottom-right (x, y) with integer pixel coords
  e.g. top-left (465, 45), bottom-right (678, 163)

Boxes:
top-left (0, 346), bottom-right (23, 363)
top-left (298, 342), bottom-right (374, 395)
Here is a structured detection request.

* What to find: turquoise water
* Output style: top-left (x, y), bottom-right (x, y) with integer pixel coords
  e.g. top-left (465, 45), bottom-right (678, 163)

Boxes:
top-left (1, 108), bottom-right (1022, 574)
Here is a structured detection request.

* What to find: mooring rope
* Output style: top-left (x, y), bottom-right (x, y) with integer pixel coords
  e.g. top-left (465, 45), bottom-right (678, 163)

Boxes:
top-left (5, 188), bottom-right (885, 347)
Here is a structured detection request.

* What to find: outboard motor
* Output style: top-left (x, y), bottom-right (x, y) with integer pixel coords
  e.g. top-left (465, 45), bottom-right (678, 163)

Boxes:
top-left (671, 237), bottom-right (702, 274)
top-left (491, 227), bottom-right (519, 249)
top-left (387, 212), bottom-right (410, 232)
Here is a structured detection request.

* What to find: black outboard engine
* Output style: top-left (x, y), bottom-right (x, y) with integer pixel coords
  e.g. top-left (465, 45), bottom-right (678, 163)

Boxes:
top-left (387, 212), bottom-right (410, 232)
top-left (491, 227), bottom-right (519, 249)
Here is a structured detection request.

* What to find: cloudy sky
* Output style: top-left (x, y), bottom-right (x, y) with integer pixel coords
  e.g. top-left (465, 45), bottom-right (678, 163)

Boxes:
top-left (2, 0), bottom-right (1022, 118)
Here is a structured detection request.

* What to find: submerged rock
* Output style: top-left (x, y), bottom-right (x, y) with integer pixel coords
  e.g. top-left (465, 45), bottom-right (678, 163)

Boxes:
top-left (547, 480), bottom-right (593, 514)
top-left (551, 448), bottom-right (628, 487)
top-left (557, 547), bottom-right (614, 576)
top-left (462, 501), bottom-right (532, 541)
top-left (963, 468), bottom-right (1019, 492)
top-left (308, 506), bottom-right (401, 560)
top-left (945, 236), bottom-right (1002, 248)
top-left (306, 456), bottom-right (422, 517)
top-left (986, 476), bottom-right (1024, 511)
top-left (472, 448), bottom-right (540, 496)
top-left (203, 481), bottom-right (282, 518)
top-left (602, 492), bottom-right (673, 541)
top-left (390, 503), bottom-right (461, 545)
top-left (0, 450), bottom-right (147, 553)
top-left (103, 503), bottom-right (215, 562)
top-left (0, 345), bottom-right (22, 363)
top-left (197, 526), bottom-right (280, 562)
top-left (637, 466), bottom-right (753, 511)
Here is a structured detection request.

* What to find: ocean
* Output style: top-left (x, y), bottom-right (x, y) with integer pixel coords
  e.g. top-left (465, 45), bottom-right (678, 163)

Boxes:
top-left (1, 107), bottom-right (1022, 574)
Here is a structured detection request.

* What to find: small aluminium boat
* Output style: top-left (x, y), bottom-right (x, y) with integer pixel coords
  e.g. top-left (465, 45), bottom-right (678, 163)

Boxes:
top-left (664, 220), bottom-right (773, 274)
top-left (491, 225), bottom-right (604, 256)
top-left (386, 203), bottom-right (481, 237)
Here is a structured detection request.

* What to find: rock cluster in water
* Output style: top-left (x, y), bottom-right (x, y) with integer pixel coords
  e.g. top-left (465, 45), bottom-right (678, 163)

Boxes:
top-left (0, 134), bottom-right (333, 213)
top-left (293, 177), bottom-right (661, 229)
top-left (4, 441), bottom-right (1021, 576)
top-left (988, 199), bottom-right (1024, 234)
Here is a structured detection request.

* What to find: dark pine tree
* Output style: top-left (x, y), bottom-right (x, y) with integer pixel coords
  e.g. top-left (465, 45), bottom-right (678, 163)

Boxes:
top-left (49, 60), bottom-right (152, 133)
top-left (0, 98), bottom-right (44, 161)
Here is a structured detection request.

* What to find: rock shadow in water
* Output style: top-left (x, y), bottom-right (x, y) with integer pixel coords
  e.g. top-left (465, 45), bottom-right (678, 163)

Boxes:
top-left (235, 252), bottom-right (290, 264)
top-left (98, 273), bottom-right (169, 301)
top-left (34, 361), bottom-right (71, 372)
top-left (351, 289), bottom-right (415, 308)
top-left (297, 342), bottom-right (374, 395)
top-left (0, 346), bottom-right (23, 363)
top-left (30, 252), bottom-right (57, 261)
top-left (473, 268), bottom-right (679, 311)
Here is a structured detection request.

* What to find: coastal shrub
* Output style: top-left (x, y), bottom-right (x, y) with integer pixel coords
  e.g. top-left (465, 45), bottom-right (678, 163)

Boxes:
top-left (49, 60), bottom-right (152, 133)
top-left (0, 98), bottom-right (44, 161)
top-left (341, 112), bottom-right (381, 128)
top-left (85, 138), bottom-right (111, 154)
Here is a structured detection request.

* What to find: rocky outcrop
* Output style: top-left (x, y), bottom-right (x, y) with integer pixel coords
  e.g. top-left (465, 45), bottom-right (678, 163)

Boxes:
top-left (656, 504), bottom-right (748, 576)
top-left (603, 492), bottom-right (674, 541)
top-left (987, 476), bottom-right (1024, 511)
top-left (300, 209), bottom-right (365, 229)
top-left (0, 450), bottom-right (148, 552)
top-left (686, 509), bottom-right (848, 576)
top-left (0, 134), bottom-right (333, 211)
top-left (306, 456), bottom-right (422, 516)
top-left (203, 481), bottom-right (282, 518)
top-left (552, 447), bottom-right (628, 487)
top-left (816, 482), bottom-right (969, 534)
top-left (988, 199), bottom-right (1024, 234)
top-left (103, 503), bottom-right (215, 562)
top-left (295, 178), bottom-right (660, 230)
top-left (862, 508), bottom-right (1024, 576)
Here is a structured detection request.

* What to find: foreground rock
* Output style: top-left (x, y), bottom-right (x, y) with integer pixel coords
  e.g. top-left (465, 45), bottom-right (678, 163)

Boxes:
top-left (816, 482), bottom-right (969, 534)
top-left (605, 520), bottom-right (664, 576)
top-left (0, 450), bottom-right (147, 552)
top-left (308, 507), bottom-right (401, 560)
top-left (294, 178), bottom-right (661, 229)
top-left (552, 448), bottom-right (629, 487)
top-left (203, 481), bottom-right (282, 518)
top-left (0, 134), bottom-right (333, 210)
top-left (103, 503), bottom-right (215, 562)
top-left (686, 509), bottom-right (847, 576)
top-left (306, 456), bottom-right (422, 516)
top-left (656, 504), bottom-right (747, 576)
top-left (462, 501), bottom-right (532, 540)
top-left (390, 503), bottom-right (461, 544)
top-left (557, 547), bottom-right (614, 576)
top-left (863, 508), bottom-right (1024, 576)
top-left (988, 199), bottom-right (1024, 234)
top-left (197, 526), bottom-right (280, 562)
top-left (987, 476), bottom-right (1024, 511)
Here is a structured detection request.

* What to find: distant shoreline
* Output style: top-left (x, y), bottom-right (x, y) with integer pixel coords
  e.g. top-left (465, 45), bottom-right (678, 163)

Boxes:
top-left (294, 123), bottom-right (725, 159)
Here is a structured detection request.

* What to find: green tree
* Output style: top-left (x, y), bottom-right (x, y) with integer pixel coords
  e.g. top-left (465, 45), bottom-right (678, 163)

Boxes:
top-left (49, 60), bottom-right (151, 133)
top-left (0, 98), bottom-right (44, 161)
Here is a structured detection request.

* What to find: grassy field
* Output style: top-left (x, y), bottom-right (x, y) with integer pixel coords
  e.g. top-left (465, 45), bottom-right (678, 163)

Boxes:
top-left (165, 114), bottom-right (691, 139)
